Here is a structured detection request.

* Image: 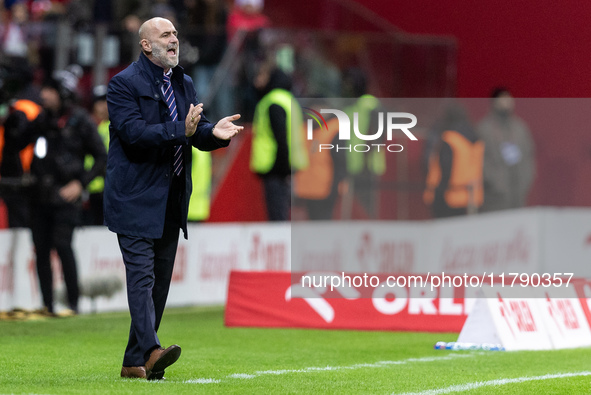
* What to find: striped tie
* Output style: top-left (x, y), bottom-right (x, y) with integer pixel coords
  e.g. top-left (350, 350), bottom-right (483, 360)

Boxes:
top-left (163, 74), bottom-right (183, 176)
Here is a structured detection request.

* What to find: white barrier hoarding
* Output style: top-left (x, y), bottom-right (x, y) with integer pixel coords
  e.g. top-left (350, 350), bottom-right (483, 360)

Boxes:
top-left (541, 208), bottom-right (591, 276)
top-left (0, 223), bottom-right (291, 314)
top-left (1, 207), bottom-right (591, 314)
top-left (291, 221), bottom-right (422, 273)
top-left (426, 209), bottom-right (541, 275)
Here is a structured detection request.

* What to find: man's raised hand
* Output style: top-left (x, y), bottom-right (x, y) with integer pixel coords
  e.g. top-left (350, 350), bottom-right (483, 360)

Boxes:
top-left (213, 114), bottom-right (244, 140)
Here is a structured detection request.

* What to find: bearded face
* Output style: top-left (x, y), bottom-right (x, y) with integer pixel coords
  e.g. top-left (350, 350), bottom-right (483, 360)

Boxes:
top-left (151, 39), bottom-right (179, 70)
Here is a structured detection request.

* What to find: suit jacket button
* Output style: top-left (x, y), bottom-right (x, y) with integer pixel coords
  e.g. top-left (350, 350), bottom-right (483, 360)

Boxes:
top-left (154, 94), bottom-right (159, 99)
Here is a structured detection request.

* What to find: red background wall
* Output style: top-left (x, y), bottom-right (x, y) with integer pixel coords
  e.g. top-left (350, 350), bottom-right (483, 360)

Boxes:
top-left (357, 0), bottom-right (591, 98)
top-left (265, 0), bottom-right (591, 97)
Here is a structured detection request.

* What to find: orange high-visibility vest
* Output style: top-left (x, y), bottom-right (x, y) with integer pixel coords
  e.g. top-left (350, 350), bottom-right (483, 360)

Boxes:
top-left (424, 130), bottom-right (484, 208)
top-left (294, 117), bottom-right (340, 200)
top-left (0, 100), bottom-right (40, 173)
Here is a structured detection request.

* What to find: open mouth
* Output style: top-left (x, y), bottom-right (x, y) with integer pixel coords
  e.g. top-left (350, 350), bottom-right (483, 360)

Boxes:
top-left (167, 47), bottom-right (177, 56)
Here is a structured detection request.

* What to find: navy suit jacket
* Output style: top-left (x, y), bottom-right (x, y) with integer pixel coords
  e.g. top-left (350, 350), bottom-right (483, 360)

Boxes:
top-left (104, 53), bottom-right (229, 239)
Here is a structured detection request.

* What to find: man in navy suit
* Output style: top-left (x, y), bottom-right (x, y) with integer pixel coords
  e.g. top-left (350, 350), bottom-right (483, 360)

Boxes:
top-left (105, 17), bottom-right (243, 380)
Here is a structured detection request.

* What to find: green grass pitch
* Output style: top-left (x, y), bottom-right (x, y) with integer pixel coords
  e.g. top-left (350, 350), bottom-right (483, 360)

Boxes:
top-left (1, 306), bottom-right (590, 394)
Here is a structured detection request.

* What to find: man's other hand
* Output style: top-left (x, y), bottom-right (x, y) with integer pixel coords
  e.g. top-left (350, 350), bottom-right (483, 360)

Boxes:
top-left (213, 114), bottom-right (244, 140)
top-left (185, 103), bottom-right (203, 137)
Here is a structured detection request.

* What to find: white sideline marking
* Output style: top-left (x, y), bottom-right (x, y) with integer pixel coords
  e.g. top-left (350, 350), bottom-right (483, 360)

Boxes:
top-left (396, 371), bottom-right (591, 395)
top-left (228, 373), bottom-right (256, 379)
top-left (184, 353), bottom-right (475, 384)
top-left (255, 354), bottom-right (475, 377)
top-left (183, 378), bottom-right (221, 384)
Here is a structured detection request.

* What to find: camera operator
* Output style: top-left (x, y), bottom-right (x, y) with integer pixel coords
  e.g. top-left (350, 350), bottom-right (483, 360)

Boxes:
top-left (0, 57), bottom-right (39, 227)
top-left (4, 65), bottom-right (107, 315)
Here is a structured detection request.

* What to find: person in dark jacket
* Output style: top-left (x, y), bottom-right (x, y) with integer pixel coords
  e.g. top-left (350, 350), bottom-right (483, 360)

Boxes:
top-left (4, 65), bottom-right (107, 315)
top-left (105, 17), bottom-right (242, 380)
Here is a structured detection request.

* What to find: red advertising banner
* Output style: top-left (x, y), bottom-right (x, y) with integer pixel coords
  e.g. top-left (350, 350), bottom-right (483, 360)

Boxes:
top-left (224, 271), bottom-right (469, 332)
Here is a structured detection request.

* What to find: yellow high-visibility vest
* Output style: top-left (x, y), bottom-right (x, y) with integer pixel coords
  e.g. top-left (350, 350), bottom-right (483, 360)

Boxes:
top-left (85, 120), bottom-right (110, 193)
top-left (188, 148), bottom-right (212, 221)
top-left (344, 94), bottom-right (385, 176)
top-left (250, 88), bottom-right (308, 174)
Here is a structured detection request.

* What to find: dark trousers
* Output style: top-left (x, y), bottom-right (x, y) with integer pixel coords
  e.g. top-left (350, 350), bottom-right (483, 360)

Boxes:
top-left (5, 195), bottom-right (31, 228)
top-left (118, 177), bottom-right (182, 367)
top-left (31, 204), bottom-right (80, 313)
top-left (262, 175), bottom-right (290, 221)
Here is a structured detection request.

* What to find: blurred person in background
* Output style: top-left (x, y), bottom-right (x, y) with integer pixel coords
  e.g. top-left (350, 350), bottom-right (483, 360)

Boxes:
top-left (476, 87), bottom-right (535, 212)
top-left (105, 17), bottom-right (242, 380)
top-left (0, 0), bottom-right (31, 59)
top-left (226, 0), bottom-right (269, 42)
top-left (83, 85), bottom-right (109, 226)
top-left (250, 64), bottom-right (308, 221)
top-left (293, 110), bottom-right (345, 220)
top-left (4, 65), bottom-right (107, 315)
top-left (29, 0), bottom-right (74, 78)
top-left (423, 102), bottom-right (484, 217)
top-left (0, 58), bottom-right (40, 228)
top-left (340, 67), bottom-right (384, 219)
